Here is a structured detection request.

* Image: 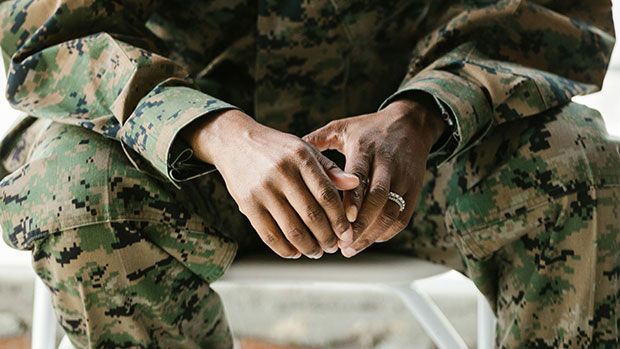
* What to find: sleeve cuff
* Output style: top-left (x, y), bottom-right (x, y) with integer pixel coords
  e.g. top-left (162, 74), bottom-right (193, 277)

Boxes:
top-left (379, 69), bottom-right (494, 166)
top-left (119, 84), bottom-right (237, 188)
top-left (168, 139), bottom-right (218, 182)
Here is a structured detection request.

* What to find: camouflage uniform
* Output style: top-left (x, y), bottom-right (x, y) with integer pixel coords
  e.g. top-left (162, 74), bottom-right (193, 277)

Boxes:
top-left (0, 0), bottom-right (617, 347)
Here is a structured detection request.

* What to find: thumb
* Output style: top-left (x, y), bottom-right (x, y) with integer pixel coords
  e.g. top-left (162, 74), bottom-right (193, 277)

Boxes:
top-left (315, 152), bottom-right (359, 191)
top-left (302, 121), bottom-right (344, 152)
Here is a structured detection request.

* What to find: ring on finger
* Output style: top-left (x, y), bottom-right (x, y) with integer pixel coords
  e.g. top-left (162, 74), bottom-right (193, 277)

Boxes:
top-left (387, 191), bottom-right (405, 212)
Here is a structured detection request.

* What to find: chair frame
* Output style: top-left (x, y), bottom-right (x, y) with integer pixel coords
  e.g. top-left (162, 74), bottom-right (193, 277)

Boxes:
top-left (32, 254), bottom-right (496, 349)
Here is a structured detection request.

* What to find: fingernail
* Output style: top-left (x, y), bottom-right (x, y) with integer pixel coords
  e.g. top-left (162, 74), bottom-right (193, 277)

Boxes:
top-left (325, 245), bottom-right (338, 254)
top-left (346, 206), bottom-right (358, 223)
top-left (342, 247), bottom-right (357, 258)
top-left (341, 227), bottom-right (354, 242)
top-left (287, 252), bottom-right (302, 259)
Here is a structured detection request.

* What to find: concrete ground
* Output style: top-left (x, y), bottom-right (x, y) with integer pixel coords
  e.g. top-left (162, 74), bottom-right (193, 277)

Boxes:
top-left (215, 275), bottom-right (480, 349)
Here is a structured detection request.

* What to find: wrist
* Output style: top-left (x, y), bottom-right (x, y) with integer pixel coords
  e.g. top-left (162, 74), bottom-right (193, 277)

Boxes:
top-left (181, 109), bottom-right (257, 165)
top-left (384, 93), bottom-right (447, 150)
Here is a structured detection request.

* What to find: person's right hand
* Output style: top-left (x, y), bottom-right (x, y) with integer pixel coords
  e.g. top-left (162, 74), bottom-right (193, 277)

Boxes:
top-left (182, 109), bottom-right (359, 259)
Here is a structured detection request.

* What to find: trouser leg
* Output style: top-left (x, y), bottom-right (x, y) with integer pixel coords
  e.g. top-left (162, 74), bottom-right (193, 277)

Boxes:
top-left (32, 221), bottom-right (233, 348)
top-left (488, 185), bottom-right (619, 348)
top-left (0, 121), bottom-right (243, 348)
top-left (449, 103), bottom-right (620, 348)
top-left (382, 102), bottom-right (619, 347)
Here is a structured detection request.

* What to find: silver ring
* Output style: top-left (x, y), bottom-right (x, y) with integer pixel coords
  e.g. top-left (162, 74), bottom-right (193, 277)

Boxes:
top-left (387, 191), bottom-right (405, 212)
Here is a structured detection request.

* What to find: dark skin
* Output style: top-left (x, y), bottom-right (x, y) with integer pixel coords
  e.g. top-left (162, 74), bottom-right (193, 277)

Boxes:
top-left (303, 94), bottom-right (446, 257)
top-left (182, 95), bottom-right (445, 259)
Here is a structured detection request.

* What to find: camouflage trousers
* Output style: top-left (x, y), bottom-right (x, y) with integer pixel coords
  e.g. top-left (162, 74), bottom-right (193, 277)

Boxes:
top-left (0, 102), bottom-right (618, 348)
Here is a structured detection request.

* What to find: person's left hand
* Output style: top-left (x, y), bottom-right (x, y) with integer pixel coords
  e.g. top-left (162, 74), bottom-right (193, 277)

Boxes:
top-left (303, 94), bottom-right (446, 257)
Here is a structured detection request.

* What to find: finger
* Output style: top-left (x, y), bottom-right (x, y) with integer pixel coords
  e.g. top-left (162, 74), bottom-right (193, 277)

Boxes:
top-left (376, 191), bottom-right (416, 243)
top-left (302, 120), bottom-right (345, 152)
top-left (314, 150), bottom-right (359, 191)
top-left (245, 206), bottom-right (301, 259)
top-left (298, 154), bottom-right (354, 243)
top-left (284, 172), bottom-right (339, 254)
top-left (342, 184), bottom-right (406, 258)
top-left (342, 151), bottom-right (372, 223)
top-left (358, 189), bottom-right (407, 250)
top-left (267, 195), bottom-right (324, 259)
top-left (342, 158), bottom-right (391, 255)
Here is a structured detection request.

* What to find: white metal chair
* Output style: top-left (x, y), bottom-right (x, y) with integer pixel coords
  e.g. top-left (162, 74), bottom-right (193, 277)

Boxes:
top-left (33, 252), bottom-right (496, 349)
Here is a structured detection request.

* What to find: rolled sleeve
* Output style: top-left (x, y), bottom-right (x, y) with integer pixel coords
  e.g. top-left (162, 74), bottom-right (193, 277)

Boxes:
top-left (379, 69), bottom-right (494, 165)
top-left (379, 0), bottom-right (615, 166)
top-left (120, 84), bottom-right (237, 188)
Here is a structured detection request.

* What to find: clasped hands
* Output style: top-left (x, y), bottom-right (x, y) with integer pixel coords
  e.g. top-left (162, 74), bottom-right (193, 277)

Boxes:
top-left (183, 95), bottom-right (446, 259)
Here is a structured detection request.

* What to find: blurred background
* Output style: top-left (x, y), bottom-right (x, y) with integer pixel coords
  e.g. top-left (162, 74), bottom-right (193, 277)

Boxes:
top-left (0, 4), bottom-right (618, 348)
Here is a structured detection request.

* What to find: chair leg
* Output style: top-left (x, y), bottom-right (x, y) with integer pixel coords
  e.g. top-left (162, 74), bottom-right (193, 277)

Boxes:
top-left (391, 283), bottom-right (468, 349)
top-left (58, 335), bottom-right (75, 349)
top-left (32, 277), bottom-right (57, 349)
top-left (477, 292), bottom-right (496, 349)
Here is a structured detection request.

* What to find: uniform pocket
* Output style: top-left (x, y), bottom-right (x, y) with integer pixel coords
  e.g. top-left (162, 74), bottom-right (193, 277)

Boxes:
top-left (445, 189), bottom-right (562, 261)
top-left (443, 102), bottom-right (610, 260)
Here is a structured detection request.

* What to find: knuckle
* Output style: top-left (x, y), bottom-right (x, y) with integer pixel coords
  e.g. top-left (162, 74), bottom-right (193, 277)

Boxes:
top-left (318, 156), bottom-right (336, 170)
top-left (238, 201), bottom-right (260, 217)
top-left (247, 186), bottom-right (262, 198)
top-left (368, 186), bottom-right (388, 205)
top-left (299, 155), bottom-right (316, 170)
top-left (291, 142), bottom-right (310, 158)
top-left (325, 120), bottom-right (340, 130)
top-left (334, 217), bottom-right (350, 234)
top-left (319, 187), bottom-right (339, 204)
top-left (377, 213), bottom-right (395, 228)
top-left (238, 204), bottom-right (251, 216)
top-left (273, 157), bottom-right (293, 172)
top-left (353, 137), bottom-right (365, 151)
top-left (261, 230), bottom-right (279, 245)
top-left (370, 184), bottom-right (389, 198)
top-left (377, 147), bottom-right (395, 163)
top-left (246, 187), bottom-right (266, 204)
top-left (304, 205), bottom-right (323, 222)
top-left (285, 226), bottom-right (306, 241)
top-left (317, 233), bottom-right (337, 247)
top-left (352, 218), bottom-right (367, 232)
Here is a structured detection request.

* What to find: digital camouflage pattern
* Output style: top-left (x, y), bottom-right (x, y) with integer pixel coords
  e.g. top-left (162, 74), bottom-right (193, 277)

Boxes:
top-left (0, 0), bottom-right (617, 348)
top-left (390, 103), bottom-right (620, 348)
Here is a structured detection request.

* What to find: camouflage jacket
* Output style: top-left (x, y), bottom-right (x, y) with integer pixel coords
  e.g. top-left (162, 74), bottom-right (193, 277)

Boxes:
top-left (0, 0), bottom-right (615, 188)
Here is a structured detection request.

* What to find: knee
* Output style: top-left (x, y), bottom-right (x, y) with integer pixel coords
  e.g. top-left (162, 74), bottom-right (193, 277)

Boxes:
top-left (31, 221), bottom-right (230, 348)
top-left (0, 123), bottom-right (121, 250)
